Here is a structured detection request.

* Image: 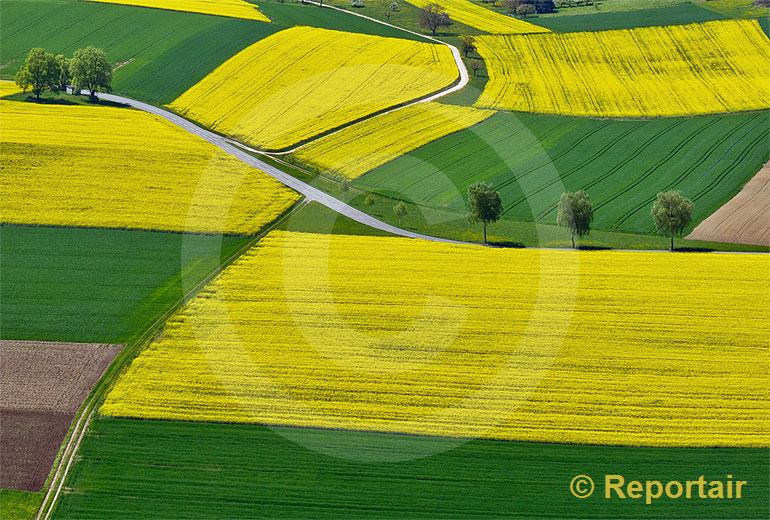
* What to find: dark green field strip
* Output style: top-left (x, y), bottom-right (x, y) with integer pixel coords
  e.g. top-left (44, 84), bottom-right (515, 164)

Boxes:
top-left (0, 1), bottom-right (418, 106)
top-left (0, 225), bottom-right (248, 344)
top-left (0, 0), bottom-right (277, 104)
top-left (531, 3), bottom-right (726, 33)
top-left (55, 417), bottom-right (769, 519)
top-left (356, 110), bottom-right (770, 235)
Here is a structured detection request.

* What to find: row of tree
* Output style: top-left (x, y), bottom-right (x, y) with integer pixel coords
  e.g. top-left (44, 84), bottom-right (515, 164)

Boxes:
top-left (15, 47), bottom-right (113, 101)
top-left (467, 181), bottom-right (694, 251)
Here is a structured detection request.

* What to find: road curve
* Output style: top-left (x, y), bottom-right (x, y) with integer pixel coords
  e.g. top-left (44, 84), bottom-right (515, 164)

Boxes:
top-left (267, 1), bottom-right (471, 155)
top-left (97, 92), bottom-right (467, 244)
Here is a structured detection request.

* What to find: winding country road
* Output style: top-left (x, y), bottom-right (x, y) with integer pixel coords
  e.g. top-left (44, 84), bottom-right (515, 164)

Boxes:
top-left (98, 92), bottom-right (468, 244)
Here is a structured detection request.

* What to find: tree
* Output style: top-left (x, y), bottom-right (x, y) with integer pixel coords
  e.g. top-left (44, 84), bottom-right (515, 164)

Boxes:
top-left (364, 193), bottom-right (377, 206)
top-left (418, 4), bottom-right (452, 35)
top-left (516, 3), bottom-right (536, 16)
top-left (17, 48), bottom-right (57, 100)
top-left (51, 54), bottom-right (70, 94)
top-left (467, 181), bottom-right (502, 244)
top-left (459, 35), bottom-right (477, 57)
top-left (556, 190), bottom-right (593, 249)
top-left (14, 68), bottom-right (30, 93)
top-left (70, 46), bottom-right (112, 100)
top-left (393, 201), bottom-right (407, 225)
top-left (471, 60), bottom-right (482, 77)
top-left (651, 190), bottom-right (693, 252)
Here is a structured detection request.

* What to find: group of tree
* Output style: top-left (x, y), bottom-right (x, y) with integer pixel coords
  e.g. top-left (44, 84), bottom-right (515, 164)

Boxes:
top-left (501, 0), bottom-right (556, 16)
top-left (15, 46), bottom-right (113, 101)
top-left (467, 183), bottom-right (694, 251)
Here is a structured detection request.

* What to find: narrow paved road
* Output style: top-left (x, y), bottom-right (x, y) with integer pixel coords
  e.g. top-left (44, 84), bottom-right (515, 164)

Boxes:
top-left (98, 93), bottom-right (467, 244)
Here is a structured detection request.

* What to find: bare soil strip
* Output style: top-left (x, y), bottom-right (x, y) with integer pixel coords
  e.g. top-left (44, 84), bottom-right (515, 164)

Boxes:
top-left (688, 162), bottom-right (770, 246)
top-left (0, 340), bottom-right (122, 491)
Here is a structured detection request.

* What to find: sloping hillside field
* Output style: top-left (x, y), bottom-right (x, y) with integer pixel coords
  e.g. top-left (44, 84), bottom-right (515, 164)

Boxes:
top-left (168, 26), bottom-right (458, 150)
top-left (88, 0), bottom-right (270, 21)
top-left (0, 91), bottom-right (298, 234)
top-left (102, 231), bottom-right (769, 447)
top-left (0, 0), bottom-right (277, 104)
top-left (476, 19), bottom-right (770, 117)
top-left (294, 103), bottom-right (495, 179)
top-left (355, 110), bottom-right (769, 235)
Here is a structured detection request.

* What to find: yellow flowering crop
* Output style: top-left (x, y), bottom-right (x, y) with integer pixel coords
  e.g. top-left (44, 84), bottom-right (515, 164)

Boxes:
top-left (0, 82), bottom-right (22, 97)
top-left (168, 26), bottom-right (459, 151)
top-left (406, 0), bottom-right (549, 34)
top-left (88, 0), bottom-right (270, 22)
top-left (0, 93), bottom-right (298, 234)
top-left (476, 19), bottom-right (770, 117)
top-left (293, 103), bottom-right (494, 179)
top-left (102, 231), bottom-right (770, 447)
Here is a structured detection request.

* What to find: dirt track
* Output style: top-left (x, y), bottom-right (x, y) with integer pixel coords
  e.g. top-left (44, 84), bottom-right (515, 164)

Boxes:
top-left (688, 162), bottom-right (770, 247)
top-left (0, 340), bottom-right (122, 490)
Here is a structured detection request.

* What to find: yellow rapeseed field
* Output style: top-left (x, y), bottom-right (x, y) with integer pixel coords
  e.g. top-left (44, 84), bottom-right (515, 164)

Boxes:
top-left (406, 0), bottom-right (549, 34)
top-left (294, 103), bottom-right (494, 179)
top-left (88, 0), bottom-right (270, 22)
top-left (102, 231), bottom-right (770, 447)
top-left (168, 26), bottom-right (459, 150)
top-left (476, 19), bottom-right (770, 117)
top-left (0, 92), bottom-right (298, 234)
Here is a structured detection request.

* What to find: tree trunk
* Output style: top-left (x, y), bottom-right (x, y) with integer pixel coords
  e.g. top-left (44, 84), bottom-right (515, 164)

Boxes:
top-left (571, 232), bottom-right (576, 249)
top-left (483, 221), bottom-right (487, 244)
top-left (670, 234), bottom-right (674, 252)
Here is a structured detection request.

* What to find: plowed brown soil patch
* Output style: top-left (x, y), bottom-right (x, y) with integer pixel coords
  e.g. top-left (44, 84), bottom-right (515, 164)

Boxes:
top-left (688, 162), bottom-right (770, 246)
top-left (0, 340), bottom-right (122, 490)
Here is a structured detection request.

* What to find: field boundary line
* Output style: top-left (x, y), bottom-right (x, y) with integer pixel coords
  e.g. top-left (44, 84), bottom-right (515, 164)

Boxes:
top-left (34, 201), bottom-right (309, 520)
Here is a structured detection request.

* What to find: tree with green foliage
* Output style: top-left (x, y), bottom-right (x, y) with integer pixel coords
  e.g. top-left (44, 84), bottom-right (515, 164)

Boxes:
top-left (364, 193), bottom-right (377, 206)
top-left (15, 48), bottom-right (58, 100)
top-left (70, 46), bottom-right (112, 100)
top-left (459, 35), bottom-right (477, 57)
top-left (556, 190), bottom-right (593, 249)
top-left (394, 201), bottom-right (407, 225)
top-left (52, 54), bottom-right (70, 93)
top-left (417, 4), bottom-right (452, 35)
top-left (467, 181), bottom-right (502, 244)
top-left (651, 190), bottom-right (693, 252)
top-left (14, 68), bottom-right (30, 93)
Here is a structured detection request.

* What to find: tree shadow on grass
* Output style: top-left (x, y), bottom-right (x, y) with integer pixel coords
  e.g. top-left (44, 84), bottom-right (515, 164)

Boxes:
top-left (488, 240), bottom-right (526, 249)
top-left (4, 92), bottom-right (128, 109)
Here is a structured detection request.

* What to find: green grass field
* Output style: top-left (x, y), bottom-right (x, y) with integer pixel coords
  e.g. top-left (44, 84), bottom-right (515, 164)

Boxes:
top-left (530, 3), bottom-right (725, 32)
top-left (0, 225), bottom-right (248, 344)
top-left (0, 0), bottom-right (417, 105)
top-left (0, 490), bottom-right (43, 520)
top-left (351, 110), bottom-right (769, 237)
top-left (54, 417), bottom-right (769, 519)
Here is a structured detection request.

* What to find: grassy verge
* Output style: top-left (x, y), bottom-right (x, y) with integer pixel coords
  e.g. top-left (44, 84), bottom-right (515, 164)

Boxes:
top-left (0, 490), bottom-right (44, 520)
top-left (53, 417), bottom-right (770, 519)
